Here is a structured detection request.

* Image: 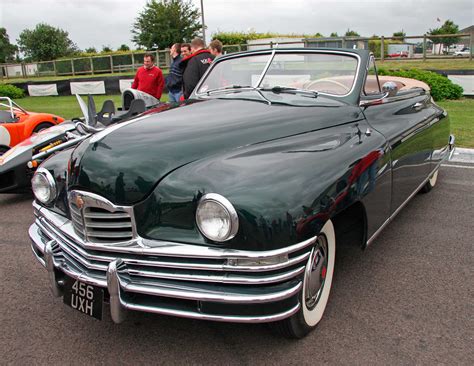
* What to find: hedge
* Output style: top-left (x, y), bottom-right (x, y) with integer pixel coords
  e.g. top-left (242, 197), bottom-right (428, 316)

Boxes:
top-left (378, 68), bottom-right (464, 101)
top-left (0, 84), bottom-right (25, 99)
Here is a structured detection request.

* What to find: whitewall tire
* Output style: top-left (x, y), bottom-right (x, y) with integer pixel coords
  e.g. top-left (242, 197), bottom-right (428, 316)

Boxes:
top-left (271, 219), bottom-right (336, 338)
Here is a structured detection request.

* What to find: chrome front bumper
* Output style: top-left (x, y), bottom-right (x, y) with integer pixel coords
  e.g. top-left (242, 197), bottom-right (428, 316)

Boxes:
top-left (30, 203), bottom-right (315, 324)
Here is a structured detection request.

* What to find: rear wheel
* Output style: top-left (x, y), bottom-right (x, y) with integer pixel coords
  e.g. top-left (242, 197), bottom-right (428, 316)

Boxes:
top-left (271, 219), bottom-right (336, 338)
top-left (33, 122), bottom-right (54, 134)
top-left (420, 169), bottom-right (438, 193)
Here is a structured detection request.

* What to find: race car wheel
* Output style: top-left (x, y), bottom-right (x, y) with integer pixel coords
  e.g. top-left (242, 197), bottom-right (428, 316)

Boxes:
top-left (0, 146), bottom-right (9, 156)
top-left (270, 219), bottom-right (336, 338)
top-left (33, 122), bottom-right (54, 134)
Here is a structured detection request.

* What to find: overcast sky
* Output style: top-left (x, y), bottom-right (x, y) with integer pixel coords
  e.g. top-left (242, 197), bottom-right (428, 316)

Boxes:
top-left (1, 0), bottom-right (472, 50)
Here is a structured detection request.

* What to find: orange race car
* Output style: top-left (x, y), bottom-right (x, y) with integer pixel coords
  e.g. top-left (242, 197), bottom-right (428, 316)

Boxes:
top-left (0, 97), bottom-right (65, 155)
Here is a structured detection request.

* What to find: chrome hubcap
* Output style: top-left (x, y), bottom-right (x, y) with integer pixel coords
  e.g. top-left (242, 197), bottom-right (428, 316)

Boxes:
top-left (305, 235), bottom-right (328, 310)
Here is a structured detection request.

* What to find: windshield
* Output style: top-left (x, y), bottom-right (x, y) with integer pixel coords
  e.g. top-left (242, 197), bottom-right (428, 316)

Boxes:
top-left (196, 51), bottom-right (359, 97)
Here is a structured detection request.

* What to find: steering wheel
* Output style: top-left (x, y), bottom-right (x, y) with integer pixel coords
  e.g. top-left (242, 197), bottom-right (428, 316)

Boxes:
top-left (304, 79), bottom-right (350, 93)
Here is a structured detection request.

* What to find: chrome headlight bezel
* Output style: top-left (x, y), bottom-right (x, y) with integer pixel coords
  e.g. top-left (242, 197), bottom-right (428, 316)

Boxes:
top-left (31, 167), bottom-right (57, 205)
top-left (196, 193), bottom-right (239, 242)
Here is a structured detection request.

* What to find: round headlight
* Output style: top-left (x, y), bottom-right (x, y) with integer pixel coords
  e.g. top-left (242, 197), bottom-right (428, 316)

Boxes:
top-left (196, 193), bottom-right (239, 242)
top-left (32, 168), bottom-right (57, 204)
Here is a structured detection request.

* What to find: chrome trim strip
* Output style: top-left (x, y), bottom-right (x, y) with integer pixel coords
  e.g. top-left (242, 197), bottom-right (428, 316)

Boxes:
top-left (366, 162), bottom-right (443, 247)
top-left (119, 276), bottom-right (302, 304)
top-left (123, 301), bottom-right (300, 324)
top-left (126, 266), bottom-right (306, 285)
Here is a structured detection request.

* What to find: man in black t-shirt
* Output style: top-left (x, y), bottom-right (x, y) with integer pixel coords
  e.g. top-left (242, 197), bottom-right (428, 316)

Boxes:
top-left (180, 38), bottom-right (214, 99)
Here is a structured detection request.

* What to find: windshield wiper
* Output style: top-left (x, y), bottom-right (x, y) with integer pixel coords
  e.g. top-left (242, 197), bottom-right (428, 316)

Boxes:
top-left (205, 85), bottom-right (254, 95)
top-left (259, 86), bottom-right (318, 98)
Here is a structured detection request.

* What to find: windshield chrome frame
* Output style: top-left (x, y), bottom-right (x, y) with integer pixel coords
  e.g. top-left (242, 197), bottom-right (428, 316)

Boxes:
top-left (194, 49), bottom-right (362, 100)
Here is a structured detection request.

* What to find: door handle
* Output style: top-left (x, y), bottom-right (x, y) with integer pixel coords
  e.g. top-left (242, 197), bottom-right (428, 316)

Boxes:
top-left (412, 102), bottom-right (424, 110)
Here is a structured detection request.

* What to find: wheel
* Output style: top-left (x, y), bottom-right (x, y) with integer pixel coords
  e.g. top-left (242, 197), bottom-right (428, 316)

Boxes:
top-left (420, 169), bottom-right (438, 193)
top-left (33, 122), bottom-right (54, 134)
top-left (271, 219), bottom-right (336, 338)
top-left (0, 146), bottom-right (9, 156)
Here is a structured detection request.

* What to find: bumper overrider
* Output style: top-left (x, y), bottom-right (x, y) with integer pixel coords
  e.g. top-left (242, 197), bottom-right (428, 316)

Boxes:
top-left (30, 201), bottom-right (317, 324)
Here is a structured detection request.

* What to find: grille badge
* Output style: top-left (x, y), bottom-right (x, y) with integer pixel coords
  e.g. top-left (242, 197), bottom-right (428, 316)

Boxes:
top-left (75, 194), bottom-right (85, 209)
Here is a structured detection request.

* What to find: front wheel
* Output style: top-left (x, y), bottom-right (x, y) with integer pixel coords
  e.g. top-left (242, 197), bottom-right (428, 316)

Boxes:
top-left (271, 219), bottom-right (336, 338)
top-left (420, 169), bottom-right (438, 193)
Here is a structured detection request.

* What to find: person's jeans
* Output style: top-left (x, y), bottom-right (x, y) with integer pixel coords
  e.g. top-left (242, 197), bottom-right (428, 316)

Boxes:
top-left (168, 90), bottom-right (183, 102)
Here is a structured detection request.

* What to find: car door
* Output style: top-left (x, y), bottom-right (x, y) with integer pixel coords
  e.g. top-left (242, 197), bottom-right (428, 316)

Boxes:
top-left (362, 90), bottom-right (436, 213)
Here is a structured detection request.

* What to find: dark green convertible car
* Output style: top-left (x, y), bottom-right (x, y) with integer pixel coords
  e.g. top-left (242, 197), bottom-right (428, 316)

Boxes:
top-left (29, 48), bottom-right (452, 338)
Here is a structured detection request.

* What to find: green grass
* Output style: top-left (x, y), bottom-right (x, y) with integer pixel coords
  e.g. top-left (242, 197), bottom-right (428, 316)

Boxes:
top-left (17, 94), bottom-right (169, 120)
top-left (15, 95), bottom-right (474, 148)
top-left (377, 58), bottom-right (473, 71)
top-left (438, 99), bottom-right (474, 148)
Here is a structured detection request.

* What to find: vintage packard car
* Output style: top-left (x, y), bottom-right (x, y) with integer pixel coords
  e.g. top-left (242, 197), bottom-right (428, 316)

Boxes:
top-left (29, 48), bottom-right (452, 338)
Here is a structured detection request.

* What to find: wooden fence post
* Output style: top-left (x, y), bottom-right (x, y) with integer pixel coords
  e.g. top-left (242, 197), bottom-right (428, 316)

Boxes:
top-left (110, 55), bottom-right (114, 73)
top-left (131, 52), bottom-right (135, 72)
top-left (470, 34), bottom-right (473, 62)
top-left (71, 59), bottom-right (75, 76)
top-left (380, 36), bottom-right (385, 61)
top-left (53, 60), bottom-right (57, 76)
top-left (423, 35), bottom-right (427, 61)
top-left (90, 57), bottom-right (94, 75)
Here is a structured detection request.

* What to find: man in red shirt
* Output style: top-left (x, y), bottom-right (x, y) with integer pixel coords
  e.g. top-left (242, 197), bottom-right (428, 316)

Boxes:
top-left (132, 53), bottom-right (165, 100)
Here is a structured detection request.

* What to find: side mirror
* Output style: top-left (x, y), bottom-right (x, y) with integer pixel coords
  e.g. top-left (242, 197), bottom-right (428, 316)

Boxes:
top-left (382, 81), bottom-right (398, 97)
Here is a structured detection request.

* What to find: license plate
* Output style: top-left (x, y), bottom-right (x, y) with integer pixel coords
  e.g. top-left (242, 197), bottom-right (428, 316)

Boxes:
top-left (63, 278), bottom-right (104, 320)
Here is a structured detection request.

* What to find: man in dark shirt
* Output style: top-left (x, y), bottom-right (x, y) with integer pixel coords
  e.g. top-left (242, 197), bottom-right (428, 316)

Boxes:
top-left (165, 43), bottom-right (183, 102)
top-left (132, 53), bottom-right (165, 100)
top-left (180, 38), bottom-right (214, 99)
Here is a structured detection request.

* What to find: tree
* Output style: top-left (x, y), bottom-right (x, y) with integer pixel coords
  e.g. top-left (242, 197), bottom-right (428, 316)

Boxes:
top-left (344, 29), bottom-right (360, 37)
top-left (101, 45), bottom-right (113, 53)
top-left (118, 44), bottom-right (130, 51)
top-left (428, 20), bottom-right (460, 53)
top-left (132, 0), bottom-right (202, 50)
top-left (17, 23), bottom-right (78, 61)
top-left (393, 30), bottom-right (406, 41)
top-left (330, 32), bottom-right (338, 38)
top-left (85, 47), bottom-right (97, 53)
top-left (0, 28), bottom-right (18, 62)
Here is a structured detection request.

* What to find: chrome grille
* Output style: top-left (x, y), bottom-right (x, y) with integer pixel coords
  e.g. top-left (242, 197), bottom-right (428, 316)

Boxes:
top-left (84, 207), bottom-right (133, 242)
top-left (68, 190), bottom-right (135, 243)
top-left (69, 200), bottom-right (85, 240)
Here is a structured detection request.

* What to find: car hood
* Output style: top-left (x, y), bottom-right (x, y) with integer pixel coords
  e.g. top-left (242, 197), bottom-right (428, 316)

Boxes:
top-left (68, 98), bottom-right (364, 204)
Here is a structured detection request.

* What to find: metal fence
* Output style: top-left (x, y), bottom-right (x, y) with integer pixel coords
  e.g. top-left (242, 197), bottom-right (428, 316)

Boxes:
top-left (1, 33), bottom-right (472, 80)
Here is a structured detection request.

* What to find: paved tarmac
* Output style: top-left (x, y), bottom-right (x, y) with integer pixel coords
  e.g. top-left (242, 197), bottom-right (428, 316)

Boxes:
top-left (0, 164), bottom-right (473, 365)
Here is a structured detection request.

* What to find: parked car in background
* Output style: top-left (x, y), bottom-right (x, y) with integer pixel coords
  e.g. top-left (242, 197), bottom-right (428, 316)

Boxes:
top-left (29, 48), bottom-right (453, 338)
top-left (454, 47), bottom-right (470, 56)
top-left (387, 51), bottom-right (408, 58)
top-left (0, 97), bottom-right (64, 156)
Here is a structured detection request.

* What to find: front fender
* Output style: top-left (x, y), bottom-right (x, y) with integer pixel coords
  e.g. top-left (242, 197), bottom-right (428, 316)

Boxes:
top-left (134, 120), bottom-right (389, 251)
